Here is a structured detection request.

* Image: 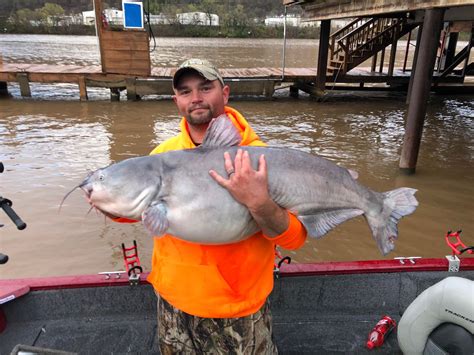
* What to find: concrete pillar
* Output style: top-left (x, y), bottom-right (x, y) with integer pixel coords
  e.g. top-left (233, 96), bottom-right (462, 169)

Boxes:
top-left (316, 20), bottom-right (331, 94)
top-left (399, 9), bottom-right (445, 174)
top-left (264, 80), bottom-right (275, 98)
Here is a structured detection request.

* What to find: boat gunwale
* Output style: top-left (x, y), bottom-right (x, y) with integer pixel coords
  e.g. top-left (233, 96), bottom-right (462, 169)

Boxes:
top-left (2, 257), bottom-right (473, 292)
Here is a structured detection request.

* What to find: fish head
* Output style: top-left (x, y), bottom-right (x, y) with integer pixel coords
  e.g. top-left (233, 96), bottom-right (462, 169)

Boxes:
top-left (80, 160), bottom-right (159, 220)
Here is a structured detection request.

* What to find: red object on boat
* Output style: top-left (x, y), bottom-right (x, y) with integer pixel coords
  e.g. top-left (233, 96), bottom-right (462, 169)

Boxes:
top-left (366, 315), bottom-right (397, 349)
top-left (445, 230), bottom-right (474, 255)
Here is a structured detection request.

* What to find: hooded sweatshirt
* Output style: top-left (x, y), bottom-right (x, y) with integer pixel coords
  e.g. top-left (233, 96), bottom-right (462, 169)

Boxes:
top-left (146, 106), bottom-right (307, 318)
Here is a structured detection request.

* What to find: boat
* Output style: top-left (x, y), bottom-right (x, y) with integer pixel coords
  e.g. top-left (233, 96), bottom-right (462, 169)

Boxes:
top-left (1, 186), bottom-right (473, 353)
top-left (1, 253), bottom-right (473, 354)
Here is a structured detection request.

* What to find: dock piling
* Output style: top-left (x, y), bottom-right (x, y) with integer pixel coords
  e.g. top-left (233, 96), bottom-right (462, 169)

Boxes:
top-left (110, 88), bottom-right (121, 101)
top-left (16, 73), bottom-right (31, 97)
top-left (400, 9), bottom-right (445, 174)
top-left (126, 78), bottom-right (139, 101)
top-left (78, 76), bottom-right (88, 101)
top-left (316, 20), bottom-right (331, 95)
top-left (289, 85), bottom-right (299, 98)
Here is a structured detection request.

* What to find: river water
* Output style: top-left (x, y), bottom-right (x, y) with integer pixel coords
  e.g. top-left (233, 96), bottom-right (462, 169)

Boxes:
top-left (0, 34), bottom-right (473, 279)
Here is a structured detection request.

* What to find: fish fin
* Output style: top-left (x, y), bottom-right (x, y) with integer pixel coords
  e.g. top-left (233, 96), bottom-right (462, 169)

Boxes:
top-left (200, 114), bottom-right (242, 148)
top-left (297, 209), bottom-right (364, 239)
top-left (347, 169), bottom-right (359, 180)
top-left (142, 203), bottom-right (169, 236)
top-left (366, 188), bottom-right (418, 256)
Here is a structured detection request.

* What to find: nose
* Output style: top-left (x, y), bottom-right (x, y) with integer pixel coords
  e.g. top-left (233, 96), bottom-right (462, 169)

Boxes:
top-left (190, 89), bottom-right (203, 103)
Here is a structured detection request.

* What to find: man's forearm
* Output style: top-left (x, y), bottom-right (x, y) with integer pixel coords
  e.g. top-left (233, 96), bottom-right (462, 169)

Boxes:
top-left (248, 199), bottom-right (289, 238)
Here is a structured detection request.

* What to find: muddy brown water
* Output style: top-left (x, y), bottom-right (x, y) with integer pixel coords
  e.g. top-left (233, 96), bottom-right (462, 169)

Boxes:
top-left (0, 35), bottom-right (473, 278)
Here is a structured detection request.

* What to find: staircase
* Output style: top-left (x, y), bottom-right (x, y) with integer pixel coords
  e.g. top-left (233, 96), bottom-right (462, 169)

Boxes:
top-left (328, 17), bottom-right (418, 75)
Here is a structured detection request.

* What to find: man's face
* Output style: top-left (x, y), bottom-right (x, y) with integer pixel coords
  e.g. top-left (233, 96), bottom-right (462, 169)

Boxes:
top-left (173, 72), bottom-right (229, 126)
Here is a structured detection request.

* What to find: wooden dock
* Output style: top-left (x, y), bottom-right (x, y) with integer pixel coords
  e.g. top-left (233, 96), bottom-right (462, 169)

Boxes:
top-left (1, 62), bottom-right (469, 100)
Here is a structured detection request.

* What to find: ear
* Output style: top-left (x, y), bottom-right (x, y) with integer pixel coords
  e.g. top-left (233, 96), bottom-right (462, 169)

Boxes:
top-left (222, 85), bottom-right (230, 105)
top-left (172, 95), bottom-right (178, 105)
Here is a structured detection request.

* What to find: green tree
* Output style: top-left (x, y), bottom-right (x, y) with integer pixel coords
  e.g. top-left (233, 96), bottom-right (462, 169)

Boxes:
top-left (37, 3), bottom-right (64, 26)
top-left (13, 8), bottom-right (40, 25)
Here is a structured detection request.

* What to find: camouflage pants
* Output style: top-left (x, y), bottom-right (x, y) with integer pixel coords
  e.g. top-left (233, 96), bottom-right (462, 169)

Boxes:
top-left (156, 295), bottom-right (278, 355)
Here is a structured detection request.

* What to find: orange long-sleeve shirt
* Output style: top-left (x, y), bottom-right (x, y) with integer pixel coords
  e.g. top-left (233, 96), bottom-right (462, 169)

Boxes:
top-left (144, 106), bottom-right (307, 318)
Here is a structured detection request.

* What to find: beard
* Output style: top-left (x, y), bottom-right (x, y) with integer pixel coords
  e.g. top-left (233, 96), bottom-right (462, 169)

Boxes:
top-left (185, 105), bottom-right (214, 126)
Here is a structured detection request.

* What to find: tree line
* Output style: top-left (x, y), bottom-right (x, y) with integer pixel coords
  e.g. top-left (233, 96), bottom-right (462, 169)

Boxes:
top-left (1, 0), bottom-right (319, 38)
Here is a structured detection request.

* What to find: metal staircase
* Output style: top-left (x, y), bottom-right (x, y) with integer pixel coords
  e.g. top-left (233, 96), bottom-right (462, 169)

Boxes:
top-left (328, 17), bottom-right (418, 75)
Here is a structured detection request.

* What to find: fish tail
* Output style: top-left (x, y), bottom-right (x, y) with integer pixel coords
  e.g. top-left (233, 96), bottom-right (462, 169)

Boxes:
top-left (366, 188), bottom-right (419, 255)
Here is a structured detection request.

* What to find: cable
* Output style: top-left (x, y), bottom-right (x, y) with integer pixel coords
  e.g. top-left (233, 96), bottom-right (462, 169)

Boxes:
top-left (144, 0), bottom-right (156, 52)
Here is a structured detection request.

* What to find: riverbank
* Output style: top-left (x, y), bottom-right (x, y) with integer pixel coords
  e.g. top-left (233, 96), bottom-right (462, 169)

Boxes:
top-left (1, 23), bottom-right (319, 39)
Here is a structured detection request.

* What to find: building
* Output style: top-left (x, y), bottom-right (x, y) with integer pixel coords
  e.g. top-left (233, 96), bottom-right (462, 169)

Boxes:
top-left (82, 8), bottom-right (123, 26)
top-left (176, 12), bottom-right (219, 26)
top-left (148, 14), bottom-right (172, 25)
top-left (264, 15), bottom-right (320, 27)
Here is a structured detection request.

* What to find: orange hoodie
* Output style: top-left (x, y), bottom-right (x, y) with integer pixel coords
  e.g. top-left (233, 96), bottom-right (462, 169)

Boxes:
top-left (146, 106), bottom-right (307, 318)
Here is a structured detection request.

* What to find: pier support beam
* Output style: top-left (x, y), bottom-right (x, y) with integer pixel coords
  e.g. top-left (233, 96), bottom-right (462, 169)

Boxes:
top-left (110, 88), bottom-right (121, 101)
top-left (78, 76), bottom-right (88, 101)
top-left (316, 20), bottom-right (331, 96)
top-left (407, 25), bottom-right (423, 104)
top-left (126, 78), bottom-right (140, 101)
top-left (444, 32), bottom-right (459, 69)
top-left (379, 49), bottom-right (385, 73)
top-left (0, 82), bottom-right (8, 97)
top-left (16, 73), bottom-right (31, 97)
top-left (399, 9), bottom-right (445, 174)
top-left (289, 85), bottom-right (299, 98)
top-left (388, 27), bottom-right (399, 77)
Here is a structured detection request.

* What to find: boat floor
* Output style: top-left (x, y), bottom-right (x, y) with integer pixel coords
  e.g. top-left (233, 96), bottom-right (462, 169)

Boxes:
top-left (2, 270), bottom-right (473, 354)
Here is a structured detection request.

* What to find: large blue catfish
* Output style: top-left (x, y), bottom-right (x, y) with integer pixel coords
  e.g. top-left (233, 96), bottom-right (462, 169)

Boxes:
top-left (77, 115), bottom-right (418, 255)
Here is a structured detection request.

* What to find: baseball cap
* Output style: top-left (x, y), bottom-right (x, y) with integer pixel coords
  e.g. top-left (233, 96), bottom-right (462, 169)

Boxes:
top-left (173, 58), bottom-right (224, 88)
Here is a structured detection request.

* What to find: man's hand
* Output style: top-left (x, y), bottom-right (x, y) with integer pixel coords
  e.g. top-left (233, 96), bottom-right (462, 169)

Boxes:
top-left (209, 149), bottom-right (289, 237)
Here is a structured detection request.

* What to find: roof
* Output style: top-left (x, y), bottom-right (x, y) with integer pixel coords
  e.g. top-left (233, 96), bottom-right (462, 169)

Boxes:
top-left (284, 0), bottom-right (474, 21)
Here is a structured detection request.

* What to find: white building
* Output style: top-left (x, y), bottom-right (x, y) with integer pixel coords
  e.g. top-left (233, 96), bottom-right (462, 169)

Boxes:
top-left (176, 12), bottom-right (219, 26)
top-left (265, 15), bottom-right (301, 27)
top-left (82, 8), bottom-right (123, 26)
top-left (149, 14), bottom-right (172, 25)
top-left (264, 15), bottom-right (321, 28)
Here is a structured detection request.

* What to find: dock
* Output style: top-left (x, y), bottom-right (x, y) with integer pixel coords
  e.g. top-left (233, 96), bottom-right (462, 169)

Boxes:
top-left (0, 63), bottom-right (469, 101)
top-left (1, 0), bottom-right (473, 174)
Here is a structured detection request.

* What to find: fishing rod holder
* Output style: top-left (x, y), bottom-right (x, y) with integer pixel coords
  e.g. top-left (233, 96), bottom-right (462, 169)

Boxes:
top-left (0, 162), bottom-right (27, 264)
top-left (445, 230), bottom-right (473, 272)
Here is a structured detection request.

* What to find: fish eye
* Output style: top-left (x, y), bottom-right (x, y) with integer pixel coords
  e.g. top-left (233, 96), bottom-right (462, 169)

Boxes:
top-left (99, 173), bottom-right (105, 181)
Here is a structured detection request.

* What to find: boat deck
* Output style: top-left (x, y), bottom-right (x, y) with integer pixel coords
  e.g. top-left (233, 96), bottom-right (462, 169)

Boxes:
top-left (2, 265), bottom-right (473, 354)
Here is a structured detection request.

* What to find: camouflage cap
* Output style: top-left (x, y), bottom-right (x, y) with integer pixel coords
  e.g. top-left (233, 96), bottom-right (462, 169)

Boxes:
top-left (173, 58), bottom-right (224, 88)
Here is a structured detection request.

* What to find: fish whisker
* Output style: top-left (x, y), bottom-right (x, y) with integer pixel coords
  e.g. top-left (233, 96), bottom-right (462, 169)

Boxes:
top-left (59, 182), bottom-right (85, 214)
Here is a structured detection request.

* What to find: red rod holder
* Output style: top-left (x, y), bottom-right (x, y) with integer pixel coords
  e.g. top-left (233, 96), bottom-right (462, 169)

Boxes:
top-left (445, 230), bottom-right (474, 256)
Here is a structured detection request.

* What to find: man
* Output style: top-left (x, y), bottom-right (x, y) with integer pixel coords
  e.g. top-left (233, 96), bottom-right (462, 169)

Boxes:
top-left (137, 59), bottom-right (307, 353)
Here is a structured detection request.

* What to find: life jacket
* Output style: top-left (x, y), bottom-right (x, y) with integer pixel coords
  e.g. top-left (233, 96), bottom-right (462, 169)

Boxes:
top-left (146, 106), bottom-right (307, 318)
